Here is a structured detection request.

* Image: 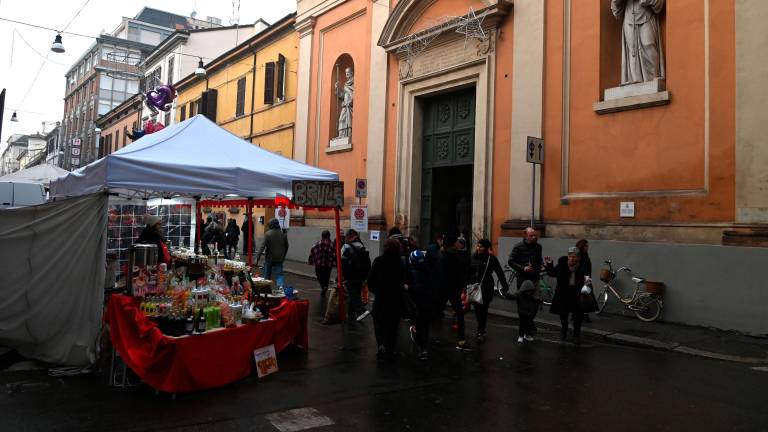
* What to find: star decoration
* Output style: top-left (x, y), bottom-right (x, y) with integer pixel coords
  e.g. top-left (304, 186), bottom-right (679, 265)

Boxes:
top-left (454, 7), bottom-right (487, 49)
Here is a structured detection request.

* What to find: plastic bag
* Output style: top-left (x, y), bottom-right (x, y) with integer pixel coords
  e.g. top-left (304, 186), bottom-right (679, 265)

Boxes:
top-left (581, 283), bottom-right (592, 295)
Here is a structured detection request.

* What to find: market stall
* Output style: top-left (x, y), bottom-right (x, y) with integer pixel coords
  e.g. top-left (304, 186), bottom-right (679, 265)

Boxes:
top-left (7, 115), bottom-right (344, 387)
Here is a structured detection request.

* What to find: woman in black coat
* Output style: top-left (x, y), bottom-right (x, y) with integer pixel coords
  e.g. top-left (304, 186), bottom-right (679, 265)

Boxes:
top-left (468, 239), bottom-right (508, 343)
top-left (367, 238), bottom-right (407, 361)
top-left (545, 247), bottom-right (596, 344)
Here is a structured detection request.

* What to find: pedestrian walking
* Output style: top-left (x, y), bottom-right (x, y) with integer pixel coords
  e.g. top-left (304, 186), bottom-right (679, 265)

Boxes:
top-left (468, 239), bottom-right (508, 343)
top-left (516, 280), bottom-right (540, 343)
top-left (407, 249), bottom-right (431, 360)
top-left (435, 235), bottom-right (472, 351)
top-left (576, 239), bottom-right (593, 323)
top-left (340, 229), bottom-right (371, 321)
top-left (241, 215), bottom-right (254, 255)
top-left (255, 218), bottom-right (289, 288)
top-left (308, 230), bottom-right (335, 297)
top-left (367, 238), bottom-right (407, 361)
top-left (225, 219), bottom-right (240, 259)
top-left (507, 227), bottom-right (544, 291)
top-left (544, 247), bottom-right (597, 345)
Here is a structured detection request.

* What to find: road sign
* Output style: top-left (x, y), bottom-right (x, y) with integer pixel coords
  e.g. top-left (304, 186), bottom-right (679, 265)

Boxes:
top-left (71, 147), bottom-right (81, 156)
top-left (72, 138), bottom-right (81, 147)
top-left (620, 201), bottom-right (635, 218)
top-left (355, 178), bottom-right (367, 198)
top-left (291, 181), bottom-right (344, 208)
top-left (350, 204), bottom-right (368, 232)
top-left (526, 136), bottom-right (544, 164)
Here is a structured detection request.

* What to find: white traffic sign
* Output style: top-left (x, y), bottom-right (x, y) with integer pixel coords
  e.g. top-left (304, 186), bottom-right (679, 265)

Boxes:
top-left (526, 136), bottom-right (544, 164)
top-left (72, 138), bottom-right (81, 147)
top-left (350, 204), bottom-right (368, 232)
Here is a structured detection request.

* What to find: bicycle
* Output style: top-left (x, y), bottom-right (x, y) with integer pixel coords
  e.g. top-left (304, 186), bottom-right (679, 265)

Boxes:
top-left (496, 265), bottom-right (555, 305)
top-left (596, 260), bottom-right (663, 322)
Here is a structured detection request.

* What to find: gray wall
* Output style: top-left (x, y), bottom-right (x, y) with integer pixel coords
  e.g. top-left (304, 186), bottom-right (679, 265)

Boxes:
top-left (499, 237), bottom-right (768, 335)
top-left (286, 227), bottom-right (382, 264)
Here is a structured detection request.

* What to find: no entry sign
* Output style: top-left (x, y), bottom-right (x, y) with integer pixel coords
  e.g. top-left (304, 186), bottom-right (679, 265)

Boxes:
top-left (350, 205), bottom-right (368, 232)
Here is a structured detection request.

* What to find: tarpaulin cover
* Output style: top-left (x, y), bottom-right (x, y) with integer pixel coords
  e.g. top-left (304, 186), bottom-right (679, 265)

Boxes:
top-left (104, 295), bottom-right (309, 393)
top-left (49, 114), bottom-right (338, 199)
top-left (0, 163), bottom-right (69, 185)
top-left (0, 193), bottom-right (107, 365)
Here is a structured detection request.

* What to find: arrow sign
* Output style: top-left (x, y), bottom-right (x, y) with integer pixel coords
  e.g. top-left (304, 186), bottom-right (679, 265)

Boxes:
top-left (526, 136), bottom-right (544, 164)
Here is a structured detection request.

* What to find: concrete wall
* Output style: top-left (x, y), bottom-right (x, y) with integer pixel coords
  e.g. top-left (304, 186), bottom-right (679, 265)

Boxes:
top-left (498, 236), bottom-right (768, 335)
top-left (286, 226), bottom-right (382, 264)
top-left (735, 0), bottom-right (768, 223)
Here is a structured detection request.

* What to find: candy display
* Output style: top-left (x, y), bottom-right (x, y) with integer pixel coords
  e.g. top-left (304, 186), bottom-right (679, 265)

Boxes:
top-left (127, 247), bottom-right (293, 338)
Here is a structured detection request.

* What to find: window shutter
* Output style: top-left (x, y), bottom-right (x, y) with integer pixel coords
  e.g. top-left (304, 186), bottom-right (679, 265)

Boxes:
top-left (276, 54), bottom-right (286, 102)
top-left (236, 77), bottom-right (246, 116)
top-left (180, 105), bottom-right (186, 121)
top-left (264, 62), bottom-right (275, 105)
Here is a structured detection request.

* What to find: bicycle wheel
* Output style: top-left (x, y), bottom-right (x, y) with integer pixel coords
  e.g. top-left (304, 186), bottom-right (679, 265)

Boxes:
top-left (596, 288), bottom-right (609, 314)
top-left (633, 295), bottom-right (662, 322)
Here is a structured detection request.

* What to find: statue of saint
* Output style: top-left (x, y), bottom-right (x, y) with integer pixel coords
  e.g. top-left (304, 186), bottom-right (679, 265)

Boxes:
top-left (334, 67), bottom-right (354, 138)
top-left (611, 0), bottom-right (665, 85)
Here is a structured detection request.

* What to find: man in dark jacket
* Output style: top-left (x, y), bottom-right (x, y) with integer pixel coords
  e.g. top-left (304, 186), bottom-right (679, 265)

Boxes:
top-left (256, 218), bottom-right (289, 288)
top-left (341, 229), bottom-right (371, 321)
top-left (435, 235), bottom-right (472, 351)
top-left (241, 215), bottom-right (254, 255)
top-left (508, 227), bottom-right (544, 290)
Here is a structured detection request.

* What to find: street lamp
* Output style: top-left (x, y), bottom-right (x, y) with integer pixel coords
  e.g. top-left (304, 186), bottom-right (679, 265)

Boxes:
top-left (194, 58), bottom-right (207, 78)
top-left (51, 34), bottom-right (65, 53)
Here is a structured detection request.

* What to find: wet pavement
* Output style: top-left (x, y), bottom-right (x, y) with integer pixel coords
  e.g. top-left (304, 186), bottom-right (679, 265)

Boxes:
top-left (2, 273), bottom-right (768, 431)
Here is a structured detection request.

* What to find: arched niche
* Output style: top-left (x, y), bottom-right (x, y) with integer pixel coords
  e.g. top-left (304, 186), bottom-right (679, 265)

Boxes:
top-left (328, 54), bottom-right (354, 147)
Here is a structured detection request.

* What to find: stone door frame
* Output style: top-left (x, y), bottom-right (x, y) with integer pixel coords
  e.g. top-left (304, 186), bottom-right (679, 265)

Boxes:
top-left (395, 59), bottom-right (495, 242)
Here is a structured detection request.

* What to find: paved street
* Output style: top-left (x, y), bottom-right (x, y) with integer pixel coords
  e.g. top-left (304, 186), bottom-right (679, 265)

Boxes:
top-left (2, 273), bottom-right (767, 432)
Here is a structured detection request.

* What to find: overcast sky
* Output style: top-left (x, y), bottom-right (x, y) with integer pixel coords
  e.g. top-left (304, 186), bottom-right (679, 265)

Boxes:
top-left (0, 0), bottom-right (296, 152)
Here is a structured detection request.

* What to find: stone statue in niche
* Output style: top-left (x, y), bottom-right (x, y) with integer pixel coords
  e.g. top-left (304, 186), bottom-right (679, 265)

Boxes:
top-left (611, 0), bottom-right (665, 85)
top-left (334, 67), bottom-right (354, 138)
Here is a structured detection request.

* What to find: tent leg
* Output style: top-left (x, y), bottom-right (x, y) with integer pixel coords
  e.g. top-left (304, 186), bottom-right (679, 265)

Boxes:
top-left (335, 207), bottom-right (345, 322)
top-left (247, 198), bottom-right (254, 268)
top-left (194, 197), bottom-right (202, 254)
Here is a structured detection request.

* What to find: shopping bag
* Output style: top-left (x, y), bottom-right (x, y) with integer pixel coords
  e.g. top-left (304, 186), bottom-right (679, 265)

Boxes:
top-left (460, 289), bottom-right (471, 312)
top-left (322, 287), bottom-right (341, 324)
top-left (465, 283), bottom-right (484, 305)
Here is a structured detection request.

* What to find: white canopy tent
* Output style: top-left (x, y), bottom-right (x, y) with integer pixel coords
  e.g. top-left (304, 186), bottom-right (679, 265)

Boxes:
top-left (1, 115), bottom-right (341, 366)
top-left (50, 114), bottom-right (338, 200)
top-left (0, 163), bottom-right (69, 185)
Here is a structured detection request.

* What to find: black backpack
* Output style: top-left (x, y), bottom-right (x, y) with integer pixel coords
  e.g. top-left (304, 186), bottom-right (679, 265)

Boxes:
top-left (348, 243), bottom-right (371, 280)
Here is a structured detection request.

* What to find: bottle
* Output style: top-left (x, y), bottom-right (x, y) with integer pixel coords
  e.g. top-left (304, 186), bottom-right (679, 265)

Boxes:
top-left (185, 312), bottom-right (194, 335)
top-left (196, 308), bottom-right (206, 333)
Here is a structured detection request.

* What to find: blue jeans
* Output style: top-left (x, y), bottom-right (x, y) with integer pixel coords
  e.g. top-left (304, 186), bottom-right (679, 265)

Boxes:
top-left (263, 261), bottom-right (285, 288)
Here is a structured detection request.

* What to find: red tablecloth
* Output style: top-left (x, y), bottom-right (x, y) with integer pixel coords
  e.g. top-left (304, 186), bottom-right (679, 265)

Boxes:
top-left (104, 294), bottom-right (309, 393)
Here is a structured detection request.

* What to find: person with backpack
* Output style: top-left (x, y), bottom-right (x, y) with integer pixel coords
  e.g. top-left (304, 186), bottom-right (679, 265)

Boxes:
top-left (408, 249), bottom-right (431, 360)
top-left (340, 229), bottom-right (371, 321)
top-left (435, 235), bottom-right (472, 351)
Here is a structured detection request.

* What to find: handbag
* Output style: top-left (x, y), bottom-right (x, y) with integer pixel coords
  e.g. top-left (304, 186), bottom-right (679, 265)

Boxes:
top-left (466, 257), bottom-right (491, 305)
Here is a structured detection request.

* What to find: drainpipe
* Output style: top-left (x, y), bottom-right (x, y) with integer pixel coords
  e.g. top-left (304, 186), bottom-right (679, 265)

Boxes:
top-left (249, 48), bottom-right (257, 143)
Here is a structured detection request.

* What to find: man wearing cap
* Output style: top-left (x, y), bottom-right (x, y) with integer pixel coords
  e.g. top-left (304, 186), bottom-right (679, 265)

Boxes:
top-left (136, 214), bottom-right (171, 265)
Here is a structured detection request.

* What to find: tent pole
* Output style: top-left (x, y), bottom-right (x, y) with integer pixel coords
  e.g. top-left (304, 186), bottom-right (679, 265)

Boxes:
top-left (247, 198), bottom-right (254, 268)
top-left (334, 207), bottom-right (345, 321)
top-left (194, 196), bottom-right (202, 254)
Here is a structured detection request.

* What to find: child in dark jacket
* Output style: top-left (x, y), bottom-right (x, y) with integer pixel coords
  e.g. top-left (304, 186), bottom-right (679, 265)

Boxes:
top-left (516, 280), bottom-right (540, 343)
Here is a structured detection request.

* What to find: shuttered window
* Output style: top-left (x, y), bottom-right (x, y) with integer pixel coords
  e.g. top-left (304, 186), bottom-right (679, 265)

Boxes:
top-left (236, 77), bottom-right (246, 116)
top-left (264, 62), bottom-right (275, 105)
top-left (180, 105), bottom-right (186, 121)
top-left (276, 54), bottom-right (286, 102)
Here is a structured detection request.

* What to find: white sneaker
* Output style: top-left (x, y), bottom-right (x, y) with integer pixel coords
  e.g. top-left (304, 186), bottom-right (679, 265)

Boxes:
top-left (523, 335), bottom-right (535, 342)
top-left (517, 336), bottom-right (524, 344)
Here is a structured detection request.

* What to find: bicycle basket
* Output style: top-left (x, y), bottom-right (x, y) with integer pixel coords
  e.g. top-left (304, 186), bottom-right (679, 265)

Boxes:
top-left (644, 281), bottom-right (664, 296)
top-left (599, 268), bottom-right (615, 283)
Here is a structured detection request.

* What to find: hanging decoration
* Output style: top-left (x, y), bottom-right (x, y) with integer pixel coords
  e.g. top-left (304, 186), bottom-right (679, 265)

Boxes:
top-left (454, 7), bottom-right (488, 49)
top-left (144, 84), bottom-right (177, 115)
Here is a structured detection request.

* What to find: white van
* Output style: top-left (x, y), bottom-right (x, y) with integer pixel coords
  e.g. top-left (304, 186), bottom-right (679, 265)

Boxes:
top-left (0, 182), bottom-right (46, 209)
